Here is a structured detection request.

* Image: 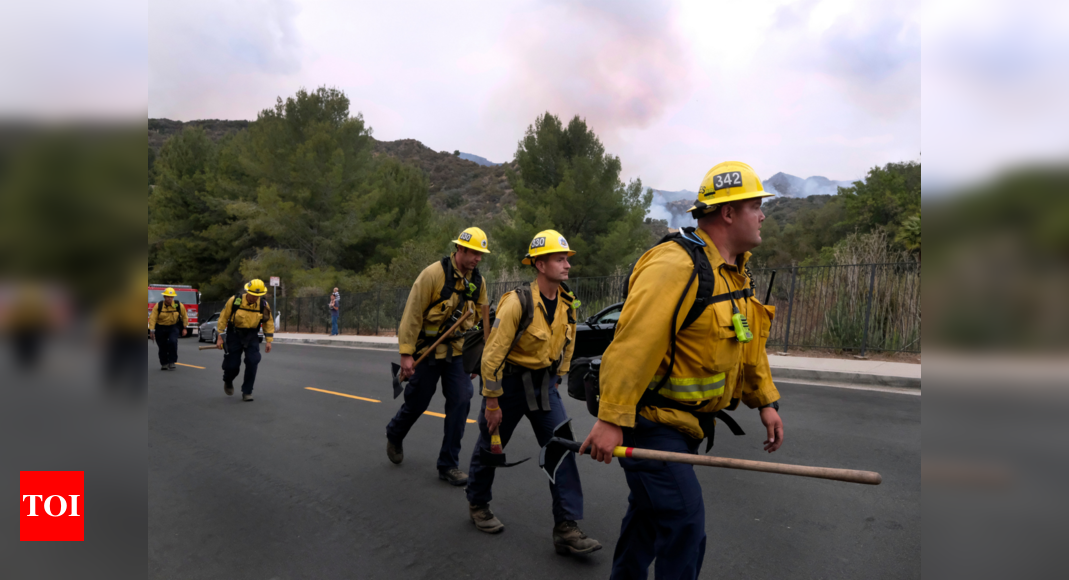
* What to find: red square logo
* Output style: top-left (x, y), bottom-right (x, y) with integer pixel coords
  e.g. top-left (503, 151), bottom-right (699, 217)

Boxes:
top-left (20, 471), bottom-right (84, 541)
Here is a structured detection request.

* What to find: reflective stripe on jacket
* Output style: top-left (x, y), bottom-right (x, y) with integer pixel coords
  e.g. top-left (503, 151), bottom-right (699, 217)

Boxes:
top-left (598, 227), bottom-right (779, 439)
top-left (217, 295), bottom-right (276, 343)
top-left (397, 254), bottom-right (488, 360)
top-left (480, 281), bottom-right (576, 398)
top-left (148, 301), bottom-right (188, 329)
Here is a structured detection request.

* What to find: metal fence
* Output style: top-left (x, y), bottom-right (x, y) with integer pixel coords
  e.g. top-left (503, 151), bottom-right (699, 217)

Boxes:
top-left (200, 262), bottom-right (920, 354)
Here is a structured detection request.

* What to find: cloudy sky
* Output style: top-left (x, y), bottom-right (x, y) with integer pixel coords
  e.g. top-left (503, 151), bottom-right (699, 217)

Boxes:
top-left (146, 0), bottom-right (920, 190)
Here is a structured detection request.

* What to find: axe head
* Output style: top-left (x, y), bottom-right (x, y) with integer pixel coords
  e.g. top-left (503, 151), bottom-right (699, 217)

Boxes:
top-left (390, 363), bottom-right (404, 399)
top-left (539, 419), bottom-right (583, 484)
top-left (479, 446), bottom-right (530, 468)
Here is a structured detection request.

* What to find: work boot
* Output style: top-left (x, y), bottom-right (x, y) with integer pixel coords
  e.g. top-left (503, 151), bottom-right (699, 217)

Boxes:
top-left (438, 468), bottom-right (468, 486)
top-left (242, 393), bottom-right (254, 402)
top-left (552, 520), bottom-right (602, 555)
top-left (224, 380), bottom-right (234, 396)
top-left (386, 439), bottom-right (403, 465)
top-left (469, 503), bottom-right (504, 534)
top-left (161, 365), bottom-right (168, 371)
top-left (168, 363), bottom-right (176, 370)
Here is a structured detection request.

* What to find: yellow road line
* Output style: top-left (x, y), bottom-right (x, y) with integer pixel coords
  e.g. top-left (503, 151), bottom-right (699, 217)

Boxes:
top-left (304, 388), bottom-right (475, 423)
top-left (423, 411), bottom-right (477, 424)
top-left (174, 362), bottom-right (205, 369)
top-left (305, 387), bottom-right (380, 403)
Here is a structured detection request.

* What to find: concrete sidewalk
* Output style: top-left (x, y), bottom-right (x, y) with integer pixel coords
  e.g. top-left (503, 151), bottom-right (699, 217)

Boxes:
top-left (272, 332), bottom-right (921, 390)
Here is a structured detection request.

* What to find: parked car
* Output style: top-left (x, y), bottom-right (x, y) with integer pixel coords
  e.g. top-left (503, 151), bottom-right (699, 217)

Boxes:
top-left (197, 312), bottom-right (265, 344)
top-left (572, 302), bottom-right (623, 359)
top-left (568, 302), bottom-right (623, 398)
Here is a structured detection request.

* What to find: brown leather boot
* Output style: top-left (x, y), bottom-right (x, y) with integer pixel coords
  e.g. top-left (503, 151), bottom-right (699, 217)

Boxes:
top-left (469, 503), bottom-right (504, 534)
top-left (386, 439), bottom-right (403, 465)
top-left (552, 520), bottom-right (602, 555)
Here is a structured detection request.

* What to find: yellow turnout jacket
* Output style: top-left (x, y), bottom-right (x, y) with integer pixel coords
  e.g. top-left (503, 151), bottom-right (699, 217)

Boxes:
top-left (480, 281), bottom-right (576, 398)
top-left (217, 295), bottom-right (275, 342)
top-left (398, 254), bottom-right (488, 360)
top-left (148, 300), bottom-right (188, 329)
top-left (598, 227), bottom-right (779, 439)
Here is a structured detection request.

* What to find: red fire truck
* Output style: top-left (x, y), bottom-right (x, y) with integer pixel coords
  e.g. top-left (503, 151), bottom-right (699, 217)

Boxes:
top-left (147, 284), bottom-right (200, 336)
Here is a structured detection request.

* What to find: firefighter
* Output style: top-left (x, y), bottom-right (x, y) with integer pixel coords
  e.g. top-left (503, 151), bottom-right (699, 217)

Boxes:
top-left (386, 227), bottom-right (491, 486)
top-left (215, 279), bottom-right (275, 402)
top-left (465, 230), bottom-right (602, 556)
top-left (580, 161), bottom-right (784, 579)
top-left (148, 287), bottom-right (188, 371)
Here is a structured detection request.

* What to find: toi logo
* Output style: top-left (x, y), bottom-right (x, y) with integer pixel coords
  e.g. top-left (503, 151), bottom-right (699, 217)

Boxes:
top-left (20, 471), bottom-right (84, 541)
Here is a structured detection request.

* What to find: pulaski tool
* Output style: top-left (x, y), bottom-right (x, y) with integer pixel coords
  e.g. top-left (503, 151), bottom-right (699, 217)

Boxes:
top-left (390, 307), bottom-right (473, 399)
top-left (478, 426), bottom-right (530, 468)
top-left (539, 420), bottom-right (882, 485)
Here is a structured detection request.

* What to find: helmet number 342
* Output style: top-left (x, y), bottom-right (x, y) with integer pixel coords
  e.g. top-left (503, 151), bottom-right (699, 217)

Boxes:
top-left (713, 171), bottom-right (743, 190)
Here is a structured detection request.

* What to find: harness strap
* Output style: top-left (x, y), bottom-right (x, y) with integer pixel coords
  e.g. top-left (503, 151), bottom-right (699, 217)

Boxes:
top-left (506, 361), bottom-right (558, 412)
top-left (637, 388), bottom-right (745, 452)
top-left (708, 287), bottom-right (754, 304)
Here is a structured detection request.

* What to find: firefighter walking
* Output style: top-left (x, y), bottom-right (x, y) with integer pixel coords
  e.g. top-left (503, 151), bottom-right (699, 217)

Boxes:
top-left (581, 161), bottom-right (785, 579)
top-left (386, 227), bottom-right (491, 486)
top-left (465, 230), bottom-right (602, 556)
top-left (149, 287), bottom-right (188, 371)
top-left (215, 279), bottom-right (275, 402)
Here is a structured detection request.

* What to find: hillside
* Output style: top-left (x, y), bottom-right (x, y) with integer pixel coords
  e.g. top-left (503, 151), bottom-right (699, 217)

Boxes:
top-left (148, 118), bottom-right (515, 220)
top-left (371, 138), bottom-right (516, 220)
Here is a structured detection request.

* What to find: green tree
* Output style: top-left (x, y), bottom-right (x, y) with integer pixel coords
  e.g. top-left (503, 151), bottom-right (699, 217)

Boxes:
top-left (491, 112), bottom-right (652, 276)
top-left (839, 161), bottom-right (921, 242)
top-left (149, 127), bottom-right (240, 295)
top-left (896, 212), bottom-right (921, 260)
top-left (149, 87), bottom-right (434, 299)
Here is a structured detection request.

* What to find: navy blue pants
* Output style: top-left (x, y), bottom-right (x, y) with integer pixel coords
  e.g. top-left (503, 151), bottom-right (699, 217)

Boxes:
top-left (154, 324), bottom-right (180, 366)
top-left (386, 357), bottom-right (473, 473)
top-left (466, 374), bottom-right (584, 523)
top-left (222, 332), bottom-right (261, 395)
top-left (331, 311), bottom-right (339, 335)
top-left (610, 416), bottom-right (706, 580)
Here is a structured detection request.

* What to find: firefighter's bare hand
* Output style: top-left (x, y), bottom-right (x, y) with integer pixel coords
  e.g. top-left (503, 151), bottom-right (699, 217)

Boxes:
top-left (181, 329), bottom-right (187, 337)
top-left (150, 332), bottom-right (155, 341)
top-left (760, 407), bottom-right (784, 453)
top-left (399, 355), bottom-right (415, 381)
top-left (265, 343), bottom-right (272, 353)
top-left (484, 398), bottom-right (502, 433)
top-left (580, 420), bottom-right (623, 465)
top-left (216, 336), bottom-right (223, 349)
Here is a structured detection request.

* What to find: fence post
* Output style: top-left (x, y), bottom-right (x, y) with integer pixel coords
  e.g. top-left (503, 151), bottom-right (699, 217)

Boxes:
top-left (859, 264), bottom-right (878, 357)
top-left (375, 289), bottom-right (381, 336)
top-left (297, 297), bottom-right (301, 333)
top-left (781, 267), bottom-right (798, 353)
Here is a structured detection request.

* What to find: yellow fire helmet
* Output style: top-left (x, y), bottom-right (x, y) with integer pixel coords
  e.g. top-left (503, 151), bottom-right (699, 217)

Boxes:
top-left (162, 287), bottom-right (177, 297)
top-left (522, 229), bottom-right (576, 265)
top-left (454, 226), bottom-right (491, 254)
top-left (687, 161), bottom-right (774, 216)
top-left (244, 279), bottom-right (268, 296)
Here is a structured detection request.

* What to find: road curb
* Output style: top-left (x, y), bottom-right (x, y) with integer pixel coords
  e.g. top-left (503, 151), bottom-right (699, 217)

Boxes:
top-left (771, 366), bottom-right (920, 390)
top-left (272, 337), bottom-right (397, 350)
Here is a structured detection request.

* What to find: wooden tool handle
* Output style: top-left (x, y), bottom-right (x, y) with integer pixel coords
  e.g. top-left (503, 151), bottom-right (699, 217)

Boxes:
top-left (411, 307), bottom-right (473, 367)
top-left (198, 345), bottom-right (221, 351)
top-left (612, 446), bottom-right (882, 485)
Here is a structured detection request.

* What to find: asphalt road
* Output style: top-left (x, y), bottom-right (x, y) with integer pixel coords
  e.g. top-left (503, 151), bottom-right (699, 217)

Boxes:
top-left (149, 339), bottom-right (920, 580)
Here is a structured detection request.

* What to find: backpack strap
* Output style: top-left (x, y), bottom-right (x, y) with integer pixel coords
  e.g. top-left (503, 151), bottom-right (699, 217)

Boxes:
top-left (422, 256), bottom-right (455, 318)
